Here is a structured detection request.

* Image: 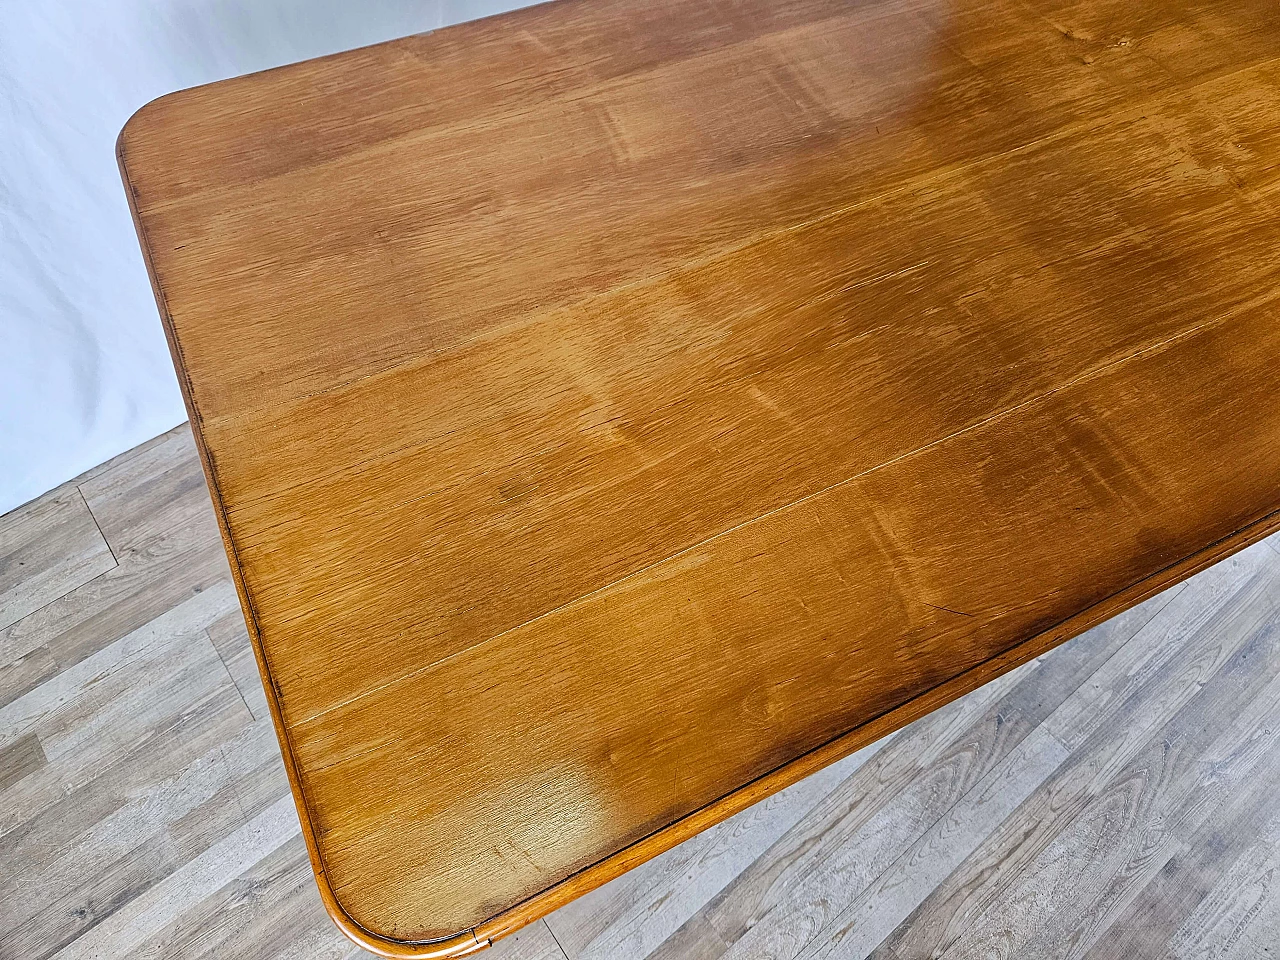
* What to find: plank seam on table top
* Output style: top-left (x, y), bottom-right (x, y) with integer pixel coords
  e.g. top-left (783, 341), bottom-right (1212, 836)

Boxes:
top-left (225, 161), bottom-right (1274, 551)
top-left (291, 294), bottom-right (1268, 737)
top-left (200, 51), bottom-right (1280, 526)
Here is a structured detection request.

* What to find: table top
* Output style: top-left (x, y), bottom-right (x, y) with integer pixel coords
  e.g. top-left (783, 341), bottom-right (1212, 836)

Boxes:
top-left (117, 0), bottom-right (1280, 954)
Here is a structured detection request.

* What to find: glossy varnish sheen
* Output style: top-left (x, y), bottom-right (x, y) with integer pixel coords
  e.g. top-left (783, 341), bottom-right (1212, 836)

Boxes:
top-left (116, 0), bottom-right (1280, 954)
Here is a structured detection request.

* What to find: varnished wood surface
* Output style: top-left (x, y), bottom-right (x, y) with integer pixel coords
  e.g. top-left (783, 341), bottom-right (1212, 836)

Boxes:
top-left (115, 0), bottom-right (1280, 953)
top-left (5, 428), bottom-right (1280, 959)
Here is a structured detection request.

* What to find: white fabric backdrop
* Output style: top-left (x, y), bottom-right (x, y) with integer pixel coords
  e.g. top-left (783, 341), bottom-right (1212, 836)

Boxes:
top-left (0, 0), bottom-right (532, 516)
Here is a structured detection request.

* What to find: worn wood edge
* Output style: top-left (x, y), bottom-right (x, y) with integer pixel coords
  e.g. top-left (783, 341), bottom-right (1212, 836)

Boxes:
top-left (116, 96), bottom-right (1280, 957)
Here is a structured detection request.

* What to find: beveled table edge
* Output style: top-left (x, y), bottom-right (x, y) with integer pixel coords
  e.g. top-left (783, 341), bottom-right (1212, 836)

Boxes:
top-left (116, 88), bottom-right (1280, 957)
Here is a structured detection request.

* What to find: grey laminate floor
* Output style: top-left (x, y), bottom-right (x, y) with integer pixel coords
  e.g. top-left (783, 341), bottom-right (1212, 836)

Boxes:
top-left (3, 423), bottom-right (1280, 960)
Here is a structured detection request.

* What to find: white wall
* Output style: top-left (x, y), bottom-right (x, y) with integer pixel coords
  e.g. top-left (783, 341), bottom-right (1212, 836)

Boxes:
top-left (0, 0), bottom-right (534, 516)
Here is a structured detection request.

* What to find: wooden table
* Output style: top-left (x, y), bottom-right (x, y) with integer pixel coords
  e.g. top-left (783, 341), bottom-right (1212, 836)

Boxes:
top-left (117, 0), bottom-right (1280, 954)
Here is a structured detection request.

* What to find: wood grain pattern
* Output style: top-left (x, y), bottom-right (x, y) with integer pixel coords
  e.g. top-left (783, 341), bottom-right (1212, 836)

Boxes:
top-left (5, 431), bottom-right (1280, 958)
top-left (114, 0), bottom-right (1280, 953)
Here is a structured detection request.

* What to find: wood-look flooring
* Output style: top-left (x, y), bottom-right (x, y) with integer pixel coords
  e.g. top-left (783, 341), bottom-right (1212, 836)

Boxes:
top-left (3, 422), bottom-right (1280, 959)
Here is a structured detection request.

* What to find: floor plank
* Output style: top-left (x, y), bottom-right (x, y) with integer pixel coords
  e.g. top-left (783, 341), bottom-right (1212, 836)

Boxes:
top-left (1080, 735), bottom-right (1280, 959)
top-left (874, 546), bottom-right (1280, 960)
top-left (0, 483), bottom-right (115, 633)
top-left (3, 425), bottom-right (1280, 959)
top-left (911, 571), bottom-right (1280, 959)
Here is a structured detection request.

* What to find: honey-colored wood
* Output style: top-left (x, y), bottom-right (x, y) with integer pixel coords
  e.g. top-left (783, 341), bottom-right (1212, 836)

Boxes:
top-left (115, 0), bottom-right (1280, 954)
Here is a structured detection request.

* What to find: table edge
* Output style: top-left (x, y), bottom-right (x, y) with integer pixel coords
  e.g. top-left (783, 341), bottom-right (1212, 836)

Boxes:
top-left (118, 105), bottom-right (1280, 958)
top-left (117, 120), bottom-right (491, 959)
